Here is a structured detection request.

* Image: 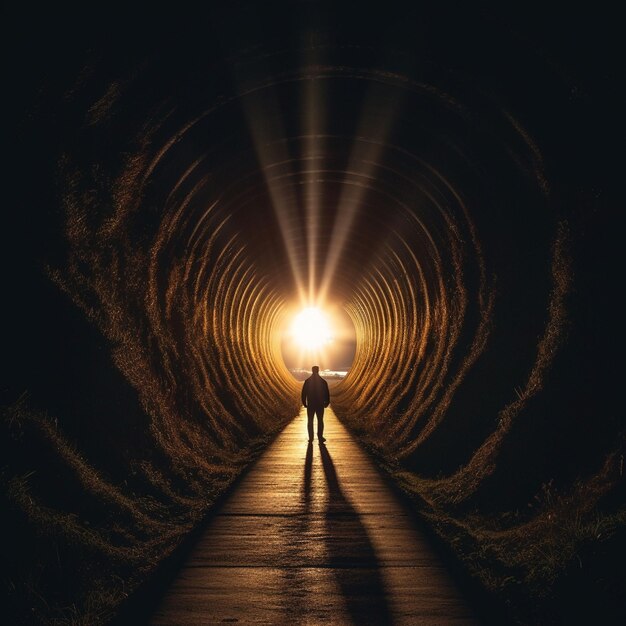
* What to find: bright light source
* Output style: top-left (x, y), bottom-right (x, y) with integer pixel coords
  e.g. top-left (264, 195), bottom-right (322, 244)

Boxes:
top-left (291, 307), bottom-right (333, 350)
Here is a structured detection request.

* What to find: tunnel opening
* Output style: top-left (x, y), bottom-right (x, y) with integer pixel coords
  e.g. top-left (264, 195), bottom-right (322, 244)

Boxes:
top-left (280, 302), bottom-right (357, 380)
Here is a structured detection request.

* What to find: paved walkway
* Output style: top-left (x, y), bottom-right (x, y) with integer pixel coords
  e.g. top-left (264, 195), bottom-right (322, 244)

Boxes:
top-left (150, 408), bottom-right (479, 625)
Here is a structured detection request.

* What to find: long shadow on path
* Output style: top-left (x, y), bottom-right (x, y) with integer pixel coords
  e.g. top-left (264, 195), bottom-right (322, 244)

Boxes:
top-left (319, 443), bottom-right (394, 625)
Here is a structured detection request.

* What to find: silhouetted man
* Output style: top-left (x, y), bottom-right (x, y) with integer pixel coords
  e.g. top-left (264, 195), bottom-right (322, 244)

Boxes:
top-left (301, 365), bottom-right (330, 443)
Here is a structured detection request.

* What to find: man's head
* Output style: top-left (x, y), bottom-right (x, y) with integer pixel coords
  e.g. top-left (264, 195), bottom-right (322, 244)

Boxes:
top-left (312, 365), bottom-right (320, 375)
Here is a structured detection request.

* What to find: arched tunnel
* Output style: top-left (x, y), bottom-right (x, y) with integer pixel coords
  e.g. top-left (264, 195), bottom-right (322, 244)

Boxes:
top-left (3, 2), bottom-right (624, 624)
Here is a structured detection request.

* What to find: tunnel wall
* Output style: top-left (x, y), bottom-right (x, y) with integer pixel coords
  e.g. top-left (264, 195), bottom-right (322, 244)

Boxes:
top-left (3, 3), bottom-right (624, 625)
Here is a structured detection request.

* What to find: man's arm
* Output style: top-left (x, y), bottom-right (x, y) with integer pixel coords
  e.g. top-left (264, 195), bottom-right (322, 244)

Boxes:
top-left (301, 380), bottom-right (308, 407)
top-left (324, 380), bottom-right (330, 407)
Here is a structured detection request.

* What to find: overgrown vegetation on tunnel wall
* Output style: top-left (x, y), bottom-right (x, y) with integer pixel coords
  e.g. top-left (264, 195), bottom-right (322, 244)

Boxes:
top-left (3, 33), bottom-right (301, 622)
top-left (332, 214), bottom-right (625, 622)
top-left (3, 2), bottom-right (624, 625)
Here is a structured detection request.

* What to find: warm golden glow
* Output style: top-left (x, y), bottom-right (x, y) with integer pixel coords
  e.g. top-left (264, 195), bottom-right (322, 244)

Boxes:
top-left (290, 307), bottom-right (333, 350)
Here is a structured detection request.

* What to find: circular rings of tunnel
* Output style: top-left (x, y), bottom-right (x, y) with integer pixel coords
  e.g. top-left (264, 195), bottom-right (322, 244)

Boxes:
top-left (51, 33), bottom-right (569, 497)
top-left (4, 3), bottom-right (624, 625)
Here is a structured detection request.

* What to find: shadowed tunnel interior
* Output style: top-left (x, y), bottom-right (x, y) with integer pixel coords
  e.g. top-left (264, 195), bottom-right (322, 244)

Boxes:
top-left (3, 2), bottom-right (624, 625)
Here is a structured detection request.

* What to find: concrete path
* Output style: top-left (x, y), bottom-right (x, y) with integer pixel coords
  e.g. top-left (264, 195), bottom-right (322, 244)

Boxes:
top-left (150, 408), bottom-right (479, 625)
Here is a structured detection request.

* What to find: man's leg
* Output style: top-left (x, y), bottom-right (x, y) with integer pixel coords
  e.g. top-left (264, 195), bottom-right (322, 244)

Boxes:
top-left (316, 406), bottom-right (325, 440)
top-left (306, 406), bottom-right (315, 441)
